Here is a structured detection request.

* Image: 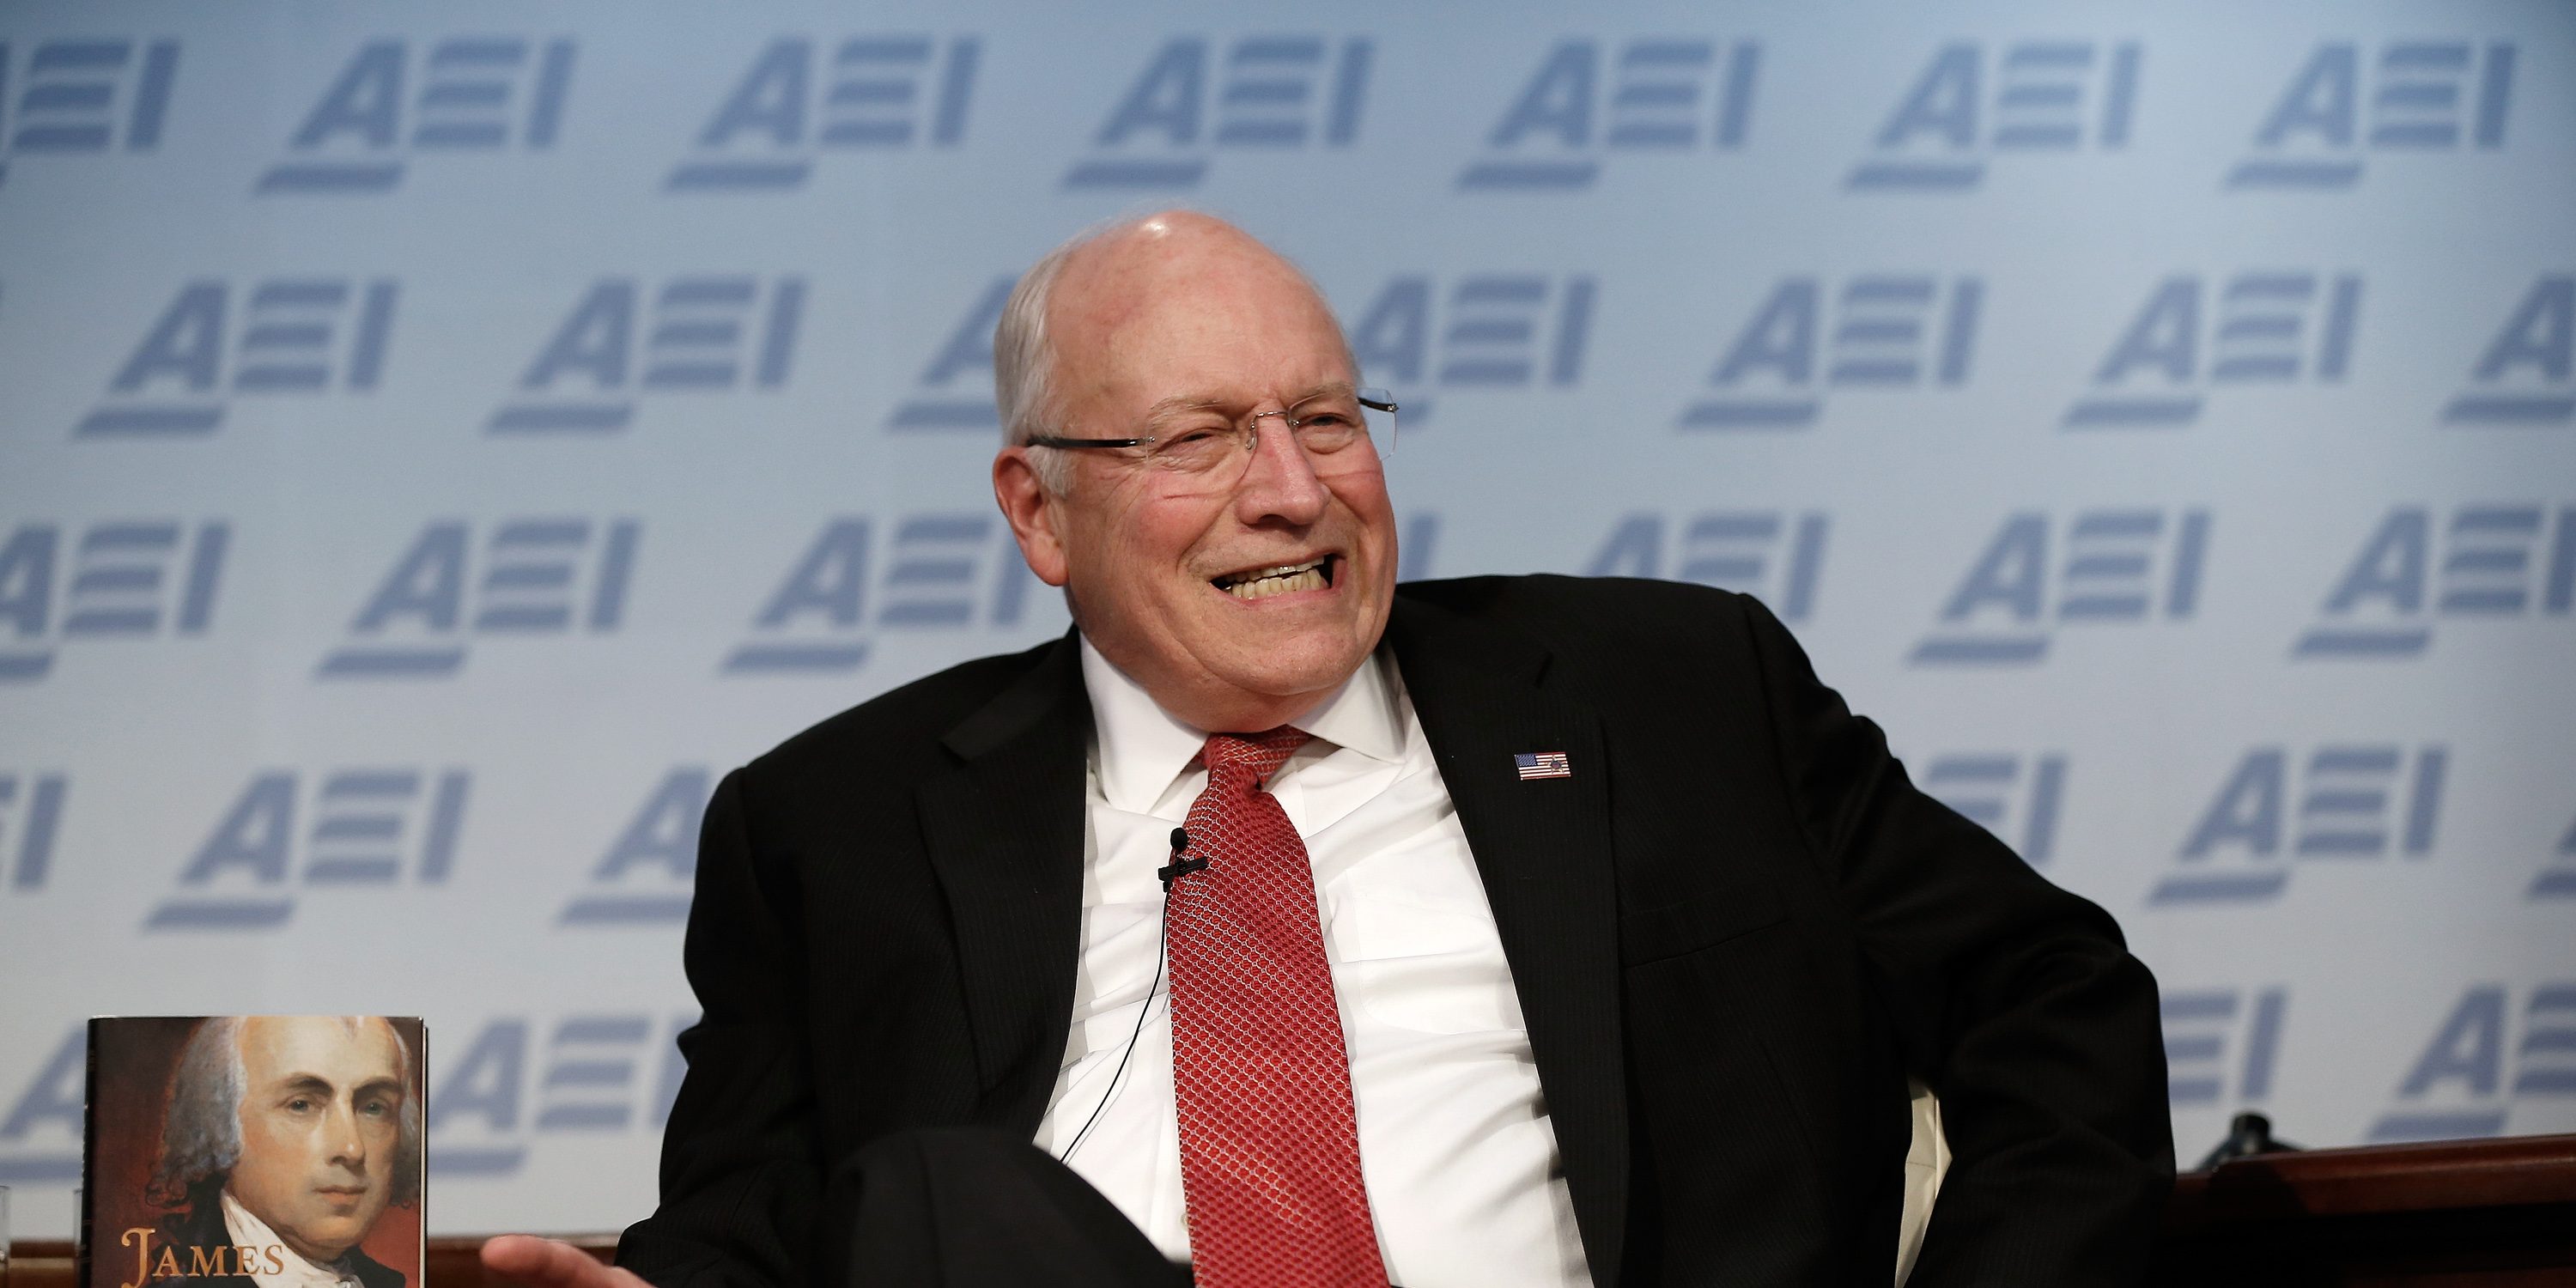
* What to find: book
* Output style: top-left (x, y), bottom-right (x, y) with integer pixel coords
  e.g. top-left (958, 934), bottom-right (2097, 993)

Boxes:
top-left (83, 1017), bottom-right (426, 1288)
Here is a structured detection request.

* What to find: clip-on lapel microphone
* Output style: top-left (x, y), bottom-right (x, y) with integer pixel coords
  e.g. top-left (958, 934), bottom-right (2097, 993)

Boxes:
top-left (1063, 827), bottom-right (1205, 1161)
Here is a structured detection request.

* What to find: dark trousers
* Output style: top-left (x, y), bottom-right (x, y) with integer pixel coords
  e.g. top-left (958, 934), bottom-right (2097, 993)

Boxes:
top-left (814, 1127), bottom-right (1196, 1288)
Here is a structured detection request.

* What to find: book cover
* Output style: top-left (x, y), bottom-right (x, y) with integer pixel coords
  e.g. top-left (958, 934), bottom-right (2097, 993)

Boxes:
top-left (83, 1017), bottom-right (427, 1288)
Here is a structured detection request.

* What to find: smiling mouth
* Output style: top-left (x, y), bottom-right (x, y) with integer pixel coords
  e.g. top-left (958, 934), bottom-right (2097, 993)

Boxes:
top-left (1212, 555), bottom-right (1334, 600)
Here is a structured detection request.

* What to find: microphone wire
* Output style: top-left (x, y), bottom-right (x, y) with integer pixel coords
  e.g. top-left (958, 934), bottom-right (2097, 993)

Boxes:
top-left (1060, 829), bottom-right (1193, 1163)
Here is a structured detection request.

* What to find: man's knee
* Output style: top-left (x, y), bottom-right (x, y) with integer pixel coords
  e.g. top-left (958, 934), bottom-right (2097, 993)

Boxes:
top-left (817, 1127), bottom-right (1185, 1288)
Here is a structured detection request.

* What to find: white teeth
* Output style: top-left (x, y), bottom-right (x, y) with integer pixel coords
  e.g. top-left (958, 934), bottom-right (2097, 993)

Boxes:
top-left (1219, 559), bottom-right (1329, 600)
top-left (1230, 558), bottom-right (1323, 582)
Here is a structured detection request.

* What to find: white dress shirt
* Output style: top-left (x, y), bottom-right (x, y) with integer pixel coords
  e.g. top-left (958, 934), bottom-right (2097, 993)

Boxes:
top-left (1032, 639), bottom-right (1593, 1288)
top-left (219, 1189), bottom-right (368, 1288)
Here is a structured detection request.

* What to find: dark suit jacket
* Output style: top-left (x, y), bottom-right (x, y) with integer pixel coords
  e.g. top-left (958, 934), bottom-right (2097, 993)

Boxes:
top-left (617, 575), bottom-right (2173, 1287)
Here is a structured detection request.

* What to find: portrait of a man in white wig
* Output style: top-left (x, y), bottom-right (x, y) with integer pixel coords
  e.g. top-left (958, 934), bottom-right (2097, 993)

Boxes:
top-left (141, 1016), bottom-right (419, 1288)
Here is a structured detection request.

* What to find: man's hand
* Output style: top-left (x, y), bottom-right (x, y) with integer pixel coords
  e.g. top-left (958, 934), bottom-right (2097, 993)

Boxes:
top-left (478, 1235), bottom-right (656, 1288)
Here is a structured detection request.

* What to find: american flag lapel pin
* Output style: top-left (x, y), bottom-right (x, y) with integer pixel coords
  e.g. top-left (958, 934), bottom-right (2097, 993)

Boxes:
top-left (1515, 751), bottom-right (1572, 781)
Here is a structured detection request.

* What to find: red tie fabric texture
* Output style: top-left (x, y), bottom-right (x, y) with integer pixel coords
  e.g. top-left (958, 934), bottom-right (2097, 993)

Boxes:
top-left (1166, 727), bottom-right (1388, 1288)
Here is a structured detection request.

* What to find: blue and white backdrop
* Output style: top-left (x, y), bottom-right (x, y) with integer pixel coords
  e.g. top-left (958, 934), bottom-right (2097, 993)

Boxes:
top-left (3, 0), bottom-right (2572, 1240)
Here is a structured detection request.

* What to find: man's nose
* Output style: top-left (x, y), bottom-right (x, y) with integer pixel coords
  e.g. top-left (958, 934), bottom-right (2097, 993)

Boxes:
top-left (1233, 413), bottom-right (1330, 524)
top-left (325, 1103), bottom-right (368, 1170)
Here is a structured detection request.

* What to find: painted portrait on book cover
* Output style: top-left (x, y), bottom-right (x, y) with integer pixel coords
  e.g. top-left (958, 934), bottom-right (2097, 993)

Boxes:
top-left (89, 1017), bottom-right (425, 1288)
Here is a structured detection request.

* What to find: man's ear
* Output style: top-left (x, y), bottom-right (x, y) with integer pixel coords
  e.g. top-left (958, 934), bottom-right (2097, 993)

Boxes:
top-left (993, 449), bottom-right (1072, 587)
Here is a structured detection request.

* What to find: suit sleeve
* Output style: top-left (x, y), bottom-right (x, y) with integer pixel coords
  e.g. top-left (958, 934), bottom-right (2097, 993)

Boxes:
top-left (1734, 594), bottom-right (2175, 1286)
top-left (614, 768), bottom-right (824, 1288)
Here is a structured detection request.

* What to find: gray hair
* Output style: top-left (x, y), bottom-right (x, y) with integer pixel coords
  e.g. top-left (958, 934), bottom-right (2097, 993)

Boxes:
top-left (150, 1017), bottom-right (423, 1210)
top-left (993, 219), bottom-right (1123, 496)
top-left (991, 211), bottom-right (1355, 497)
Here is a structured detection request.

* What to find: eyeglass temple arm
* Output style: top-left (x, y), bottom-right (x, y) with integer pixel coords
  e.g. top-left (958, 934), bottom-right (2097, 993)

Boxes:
top-left (1021, 434), bottom-right (1150, 450)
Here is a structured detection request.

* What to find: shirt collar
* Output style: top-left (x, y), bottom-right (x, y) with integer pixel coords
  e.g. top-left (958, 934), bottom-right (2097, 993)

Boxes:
top-left (220, 1188), bottom-right (364, 1288)
top-left (1078, 635), bottom-right (1405, 814)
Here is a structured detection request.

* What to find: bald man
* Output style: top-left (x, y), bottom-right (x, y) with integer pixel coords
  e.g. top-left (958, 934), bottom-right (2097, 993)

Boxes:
top-left (489, 214), bottom-right (2171, 1288)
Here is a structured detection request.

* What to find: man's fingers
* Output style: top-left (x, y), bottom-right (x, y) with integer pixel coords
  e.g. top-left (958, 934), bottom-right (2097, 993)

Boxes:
top-left (479, 1235), bottom-right (645, 1288)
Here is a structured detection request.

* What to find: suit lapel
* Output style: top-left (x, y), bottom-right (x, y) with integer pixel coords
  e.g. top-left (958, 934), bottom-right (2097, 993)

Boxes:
top-left (1388, 596), bottom-right (1630, 1287)
top-left (913, 633), bottom-right (1092, 1132)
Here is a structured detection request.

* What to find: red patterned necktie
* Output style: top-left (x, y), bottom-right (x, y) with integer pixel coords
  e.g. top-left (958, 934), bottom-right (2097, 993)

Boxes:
top-left (1165, 727), bottom-right (1387, 1288)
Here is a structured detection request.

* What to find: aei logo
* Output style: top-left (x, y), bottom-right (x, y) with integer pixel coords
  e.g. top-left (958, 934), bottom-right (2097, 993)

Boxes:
top-left (2063, 272), bottom-right (2360, 427)
top-left (77, 280), bottom-right (397, 436)
top-left (1456, 39), bottom-right (1758, 191)
top-left (0, 38), bottom-right (179, 188)
top-left (2226, 41), bottom-right (2514, 191)
top-left (1061, 37), bottom-right (1370, 191)
top-left (2151, 744), bottom-right (2445, 904)
top-left (428, 1013), bottom-right (690, 1178)
top-left (1346, 273), bottom-right (1597, 425)
top-left (1678, 276), bottom-right (1979, 428)
top-left (556, 769), bottom-right (711, 927)
top-left (0, 519), bottom-right (228, 683)
top-left (1909, 509), bottom-right (2208, 665)
top-left (318, 518), bottom-right (640, 678)
top-left (488, 276), bottom-right (805, 434)
top-left (722, 514), bottom-right (1051, 675)
top-left (257, 37), bottom-right (573, 194)
top-left (2291, 504), bottom-right (2573, 659)
top-left (1845, 40), bottom-right (2137, 191)
top-left (665, 36), bottom-right (978, 191)
top-left (1584, 511), bottom-right (1827, 623)
top-left (146, 768), bottom-right (471, 930)
top-left (2368, 982), bottom-right (2574, 1141)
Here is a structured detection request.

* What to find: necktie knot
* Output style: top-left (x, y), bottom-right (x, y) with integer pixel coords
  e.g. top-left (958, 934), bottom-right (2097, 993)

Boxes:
top-left (1202, 726), bottom-right (1310, 784)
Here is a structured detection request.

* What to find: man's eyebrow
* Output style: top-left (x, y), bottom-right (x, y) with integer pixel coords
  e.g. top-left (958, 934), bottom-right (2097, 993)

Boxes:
top-left (351, 1077), bottom-right (405, 1102)
top-left (270, 1074), bottom-right (337, 1097)
top-left (1139, 395), bottom-right (1229, 428)
top-left (1288, 380), bottom-right (1358, 406)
